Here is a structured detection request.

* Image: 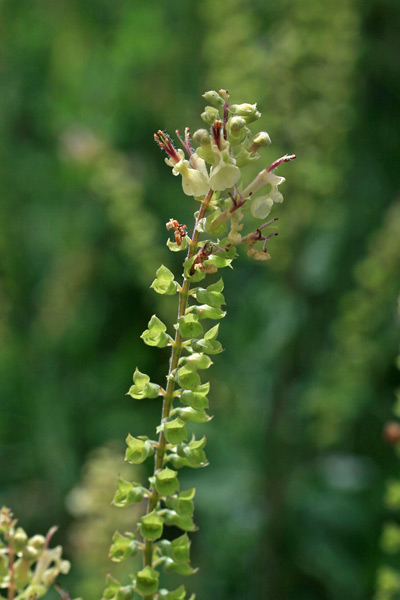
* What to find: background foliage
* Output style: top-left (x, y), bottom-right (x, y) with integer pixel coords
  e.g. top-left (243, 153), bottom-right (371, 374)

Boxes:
top-left (1, 1), bottom-right (399, 599)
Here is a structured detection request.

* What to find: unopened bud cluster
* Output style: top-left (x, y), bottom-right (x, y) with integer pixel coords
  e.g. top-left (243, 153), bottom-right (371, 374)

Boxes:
top-left (106, 90), bottom-right (295, 600)
top-left (0, 507), bottom-right (70, 600)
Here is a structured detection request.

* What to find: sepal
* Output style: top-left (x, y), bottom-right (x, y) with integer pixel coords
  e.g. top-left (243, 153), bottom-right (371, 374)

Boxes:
top-left (187, 304), bottom-right (226, 320)
top-left (127, 368), bottom-right (160, 400)
top-left (194, 280), bottom-right (225, 307)
top-left (151, 265), bottom-right (178, 295)
top-left (102, 575), bottom-right (134, 600)
top-left (155, 467), bottom-right (180, 496)
top-left (167, 236), bottom-right (189, 252)
top-left (125, 434), bottom-right (154, 464)
top-left (141, 315), bottom-right (169, 348)
top-left (177, 314), bottom-right (203, 339)
top-left (112, 477), bottom-right (146, 507)
top-left (180, 353), bottom-right (213, 370)
top-left (192, 324), bottom-right (223, 355)
top-left (139, 511), bottom-right (164, 541)
top-left (162, 511), bottom-right (198, 533)
top-left (176, 365), bottom-right (202, 390)
top-left (109, 531), bottom-right (137, 562)
top-left (165, 488), bottom-right (196, 517)
top-left (164, 417), bottom-right (188, 445)
top-left (180, 390), bottom-right (209, 410)
top-left (134, 566), bottom-right (159, 597)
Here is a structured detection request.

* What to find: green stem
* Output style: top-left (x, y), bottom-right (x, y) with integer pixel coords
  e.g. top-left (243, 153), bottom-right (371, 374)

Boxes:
top-left (143, 188), bottom-right (214, 571)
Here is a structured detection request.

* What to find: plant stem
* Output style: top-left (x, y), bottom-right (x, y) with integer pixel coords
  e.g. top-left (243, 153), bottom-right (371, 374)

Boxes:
top-left (143, 188), bottom-right (213, 571)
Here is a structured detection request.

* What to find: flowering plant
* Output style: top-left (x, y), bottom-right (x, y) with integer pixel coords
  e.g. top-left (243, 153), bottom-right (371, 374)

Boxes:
top-left (103, 89), bottom-right (295, 600)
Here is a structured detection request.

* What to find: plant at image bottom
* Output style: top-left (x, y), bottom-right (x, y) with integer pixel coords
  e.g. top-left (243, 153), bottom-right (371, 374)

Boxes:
top-left (103, 90), bottom-right (295, 600)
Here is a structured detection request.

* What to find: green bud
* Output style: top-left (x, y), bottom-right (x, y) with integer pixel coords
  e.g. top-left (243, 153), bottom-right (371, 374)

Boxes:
top-left (141, 315), bottom-right (169, 348)
top-left (112, 478), bottom-right (145, 507)
top-left (164, 417), bottom-right (188, 445)
top-left (135, 566), bottom-right (159, 597)
top-left (202, 90), bottom-right (224, 106)
top-left (201, 106), bottom-right (220, 125)
top-left (116, 587), bottom-right (134, 600)
top-left (155, 467), bottom-right (179, 496)
top-left (109, 531), bottom-right (137, 562)
top-left (139, 511), bottom-right (164, 541)
top-left (125, 434), bottom-right (154, 464)
top-left (195, 282), bottom-right (225, 307)
top-left (12, 528), bottom-right (28, 554)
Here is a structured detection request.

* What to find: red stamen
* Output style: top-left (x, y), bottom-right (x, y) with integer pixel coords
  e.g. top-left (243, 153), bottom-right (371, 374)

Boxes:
top-left (266, 154), bottom-right (296, 173)
top-left (212, 120), bottom-right (223, 150)
top-left (154, 130), bottom-right (181, 164)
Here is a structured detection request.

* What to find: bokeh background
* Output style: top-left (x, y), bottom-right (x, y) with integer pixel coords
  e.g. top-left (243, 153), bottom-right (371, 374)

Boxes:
top-left (1, 1), bottom-right (400, 599)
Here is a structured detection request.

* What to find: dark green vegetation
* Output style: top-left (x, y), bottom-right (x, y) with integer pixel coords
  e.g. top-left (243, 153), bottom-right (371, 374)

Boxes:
top-left (0, 1), bottom-right (399, 599)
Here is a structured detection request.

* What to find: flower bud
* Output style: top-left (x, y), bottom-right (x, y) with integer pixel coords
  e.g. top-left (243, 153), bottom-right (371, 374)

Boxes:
top-left (252, 131), bottom-right (271, 146)
top-left (229, 103), bottom-right (261, 123)
top-left (218, 89), bottom-right (229, 102)
top-left (202, 90), bottom-right (224, 107)
top-left (12, 528), bottom-right (28, 553)
top-left (201, 106), bottom-right (220, 125)
top-left (229, 116), bottom-right (246, 132)
top-left (0, 554), bottom-right (8, 578)
top-left (28, 535), bottom-right (45, 552)
top-left (192, 129), bottom-right (211, 145)
top-left (22, 545), bottom-right (40, 561)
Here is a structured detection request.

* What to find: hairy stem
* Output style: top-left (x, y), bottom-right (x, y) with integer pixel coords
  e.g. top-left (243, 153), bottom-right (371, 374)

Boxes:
top-left (143, 188), bottom-right (213, 572)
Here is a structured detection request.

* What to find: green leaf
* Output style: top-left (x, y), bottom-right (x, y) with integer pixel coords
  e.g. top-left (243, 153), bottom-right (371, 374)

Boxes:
top-left (167, 237), bottom-right (188, 252)
top-left (187, 304), bottom-right (226, 320)
top-left (112, 478), bottom-right (145, 507)
top-left (139, 511), bottom-right (164, 541)
top-left (141, 315), bottom-right (169, 348)
top-left (182, 353), bottom-right (213, 370)
top-left (125, 434), bottom-right (154, 464)
top-left (177, 365), bottom-right (202, 390)
top-left (158, 585), bottom-right (187, 600)
top-left (151, 265), bottom-right (178, 295)
top-left (109, 531), bottom-right (137, 562)
top-left (177, 314), bottom-right (203, 339)
top-left (180, 390), bottom-right (209, 410)
top-left (164, 417), bottom-right (188, 445)
top-left (127, 368), bottom-right (160, 400)
top-left (155, 467), bottom-right (179, 496)
top-left (134, 566), bottom-right (159, 596)
top-left (163, 510), bottom-right (197, 533)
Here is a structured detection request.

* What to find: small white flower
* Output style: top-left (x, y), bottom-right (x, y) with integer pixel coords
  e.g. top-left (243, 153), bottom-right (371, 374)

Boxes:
top-left (169, 151), bottom-right (210, 197)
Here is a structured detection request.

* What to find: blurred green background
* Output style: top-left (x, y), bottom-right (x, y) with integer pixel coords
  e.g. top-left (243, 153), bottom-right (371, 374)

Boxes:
top-left (1, 1), bottom-right (400, 599)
